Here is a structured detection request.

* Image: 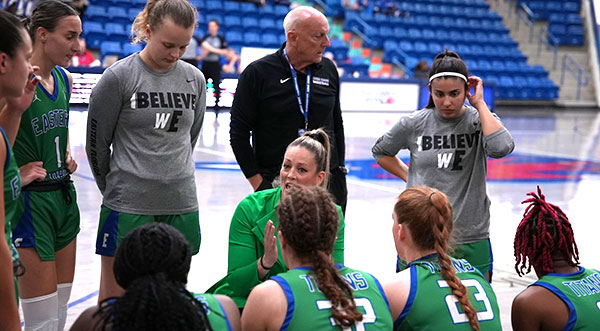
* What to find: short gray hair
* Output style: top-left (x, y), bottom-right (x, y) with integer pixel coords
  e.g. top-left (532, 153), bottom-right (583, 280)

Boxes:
top-left (283, 6), bottom-right (325, 34)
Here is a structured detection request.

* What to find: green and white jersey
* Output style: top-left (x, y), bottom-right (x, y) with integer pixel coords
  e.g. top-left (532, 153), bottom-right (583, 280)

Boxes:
top-left (271, 265), bottom-right (393, 330)
top-left (533, 267), bottom-right (600, 330)
top-left (395, 254), bottom-right (501, 330)
top-left (1, 127), bottom-right (21, 263)
top-left (14, 66), bottom-right (70, 182)
top-left (193, 293), bottom-right (234, 331)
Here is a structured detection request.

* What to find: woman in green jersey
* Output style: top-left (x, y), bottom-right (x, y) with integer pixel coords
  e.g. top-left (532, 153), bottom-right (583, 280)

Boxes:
top-left (7, 1), bottom-right (82, 329)
top-left (243, 185), bottom-right (392, 330)
top-left (512, 186), bottom-right (599, 330)
top-left (207, 129), bottom-right (345, 308)
top-left (71, 223), bottom-right (240, 331)
top-left (383, 186), bottom-right (502, 331)
top-left (0, 10), bottom-right (38, 331)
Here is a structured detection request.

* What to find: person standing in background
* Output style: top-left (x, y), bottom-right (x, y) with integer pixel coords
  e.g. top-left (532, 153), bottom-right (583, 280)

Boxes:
top-left (229, 6), bottom-right (347, 212)
top-left (199, 19), bottom-right (228, 111)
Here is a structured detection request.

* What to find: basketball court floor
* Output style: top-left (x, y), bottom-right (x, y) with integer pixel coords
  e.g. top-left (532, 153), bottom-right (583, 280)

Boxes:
top-left (51, 106), bottom-right (600, 329)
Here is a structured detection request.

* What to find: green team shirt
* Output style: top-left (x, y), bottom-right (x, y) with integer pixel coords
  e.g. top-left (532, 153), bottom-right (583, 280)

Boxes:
top-left (271, 265), bottom-right (393, 330)
top-left (14, 67), bottom-right (70, 182)
top-left (395, 254), bottom-right (502, 330)
top-left (192, 293), bottom-right (233, 331)
top-left (1, 127), bottom-right (21, 263)
top-left (533, 267), bottom-right (600, 330)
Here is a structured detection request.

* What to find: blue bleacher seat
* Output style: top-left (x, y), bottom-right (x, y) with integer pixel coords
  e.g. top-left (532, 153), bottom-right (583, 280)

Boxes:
top-left (128, 8), bottom-right (140, 21)
top-left (108, 6), bottom-right (129, 25)
top-left (225, 30), bottom-right (243, 47)
top-left (242, 16), bottom-right (260, 33)
top-left (224, 15), bottom-right (242, 31)
top-left (262, 33), bottom-right (279, 48)
top-left (105, 22), bottom-right (128, 42)
top-left (243, 32), bottom-right (261, 47)
top-left (85, 5), bottom-right (108, 21)
top-left (260, 4), bottom-right (277, 19)
top-left (224, 1), bottom-right (240, 12)
top-left (274, 5), bottom-right (290, 19)
top-left (83, 21), bottom-right (106, 50)
top-left (408, 28), bottom-right (422, 41)
top-left (563, 2), bottom-right (580, 13)
top-left (190, 0), bottom-right (205, 10)
top-left (259, 17), bottom-right (277, 33)
top-left (205, 0), bottom-right (222, 13)
top-left (121, 43), bottom-right (143, 58)
top-left (100, 41), bottom-right (122, 60)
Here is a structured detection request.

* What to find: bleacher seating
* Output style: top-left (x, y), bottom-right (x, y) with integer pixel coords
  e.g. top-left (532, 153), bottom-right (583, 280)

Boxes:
top-left (82, 0), bottom-right (558, 100)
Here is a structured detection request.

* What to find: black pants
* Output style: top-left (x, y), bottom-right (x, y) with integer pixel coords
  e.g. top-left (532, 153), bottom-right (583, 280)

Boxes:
top-left (201, 61), bottom-right (221, 109)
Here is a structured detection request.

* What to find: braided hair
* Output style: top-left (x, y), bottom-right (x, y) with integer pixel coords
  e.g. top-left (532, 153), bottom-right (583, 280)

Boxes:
top-left (425, 50), bottom-right (469, 109)
top-left (514, 185), bottom-right (579, 277)
top-left (394, 186), bottom-right (480, 331)
top-left (277, 185), bottom-right (361, 328)
top-left (95, 223), bottom-right (212, 331)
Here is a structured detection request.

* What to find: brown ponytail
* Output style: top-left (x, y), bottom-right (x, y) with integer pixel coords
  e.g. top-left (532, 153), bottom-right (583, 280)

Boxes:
top-left (278, 185), bottom-right (361, 328)
top-left (394, 186), bottom-right (479, 331)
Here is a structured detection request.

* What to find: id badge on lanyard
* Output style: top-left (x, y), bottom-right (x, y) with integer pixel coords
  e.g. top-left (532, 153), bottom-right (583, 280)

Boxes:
top-left (283, 49), bottom-right (310, 137)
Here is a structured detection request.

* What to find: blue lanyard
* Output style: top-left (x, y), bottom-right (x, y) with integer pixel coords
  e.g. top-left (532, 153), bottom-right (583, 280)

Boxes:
top-left (284, 49), bottom-right (310, 130)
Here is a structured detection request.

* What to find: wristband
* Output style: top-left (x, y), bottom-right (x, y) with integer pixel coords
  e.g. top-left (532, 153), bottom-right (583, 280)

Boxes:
top-left (260, 256), bottom-right (273, 270)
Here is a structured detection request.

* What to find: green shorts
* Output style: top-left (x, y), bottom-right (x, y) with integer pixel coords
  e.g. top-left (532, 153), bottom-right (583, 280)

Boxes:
top-left (95, 205), bottom-right (201, 257)
top-left (396, 238), bottom-right (493, 279)
top-left (11, 183), bottom-right (80, 261)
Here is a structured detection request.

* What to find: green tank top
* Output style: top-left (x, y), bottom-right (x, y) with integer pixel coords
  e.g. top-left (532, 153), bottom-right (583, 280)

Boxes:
top-left (193, 293), bottom-right (234, 331)
top-left (14, 67), bottom-right (70, 182)
top-left (271, 265), bottom-right (393, 330)
top-left (533, 267), bottom-right (600, 330)
top-left (1, 127), bottom-right (21, 263)
top-left (395, 254), bottom-right (502, 330)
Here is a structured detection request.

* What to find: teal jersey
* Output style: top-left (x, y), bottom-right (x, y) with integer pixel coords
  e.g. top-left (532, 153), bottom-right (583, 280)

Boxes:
top-left (1, 127), bottom-right (21, 263)
top-left (14, 67), bottom-right (70, 182)
top-left (193, 293), bottom-right (234, 331)
top-left (271, 265), bottom-right (393, 330)
top-left (395, 254), bottom-right (502, 331)
top-left (533, 267), bottom-right (600, 330)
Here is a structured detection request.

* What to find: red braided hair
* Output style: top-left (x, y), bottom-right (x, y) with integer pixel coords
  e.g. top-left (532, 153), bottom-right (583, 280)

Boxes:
top-left (514, 185), bottom-right (579, 277)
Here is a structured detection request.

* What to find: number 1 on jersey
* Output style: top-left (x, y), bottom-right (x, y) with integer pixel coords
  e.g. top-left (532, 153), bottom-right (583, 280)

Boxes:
top-left (54, 136), bottom-right (62, 168)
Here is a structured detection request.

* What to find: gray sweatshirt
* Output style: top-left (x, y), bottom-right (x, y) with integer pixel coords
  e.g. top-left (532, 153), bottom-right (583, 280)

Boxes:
top-left (86, 53), bottom-right (206, 214)
top-left (372, 106), bottom-right (514, 244)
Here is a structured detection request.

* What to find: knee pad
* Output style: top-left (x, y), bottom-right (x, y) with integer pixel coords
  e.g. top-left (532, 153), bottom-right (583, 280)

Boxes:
top-left (20, 291), bottom-right (59, 331)
top-left (57, 283), bottom-right (72, 331)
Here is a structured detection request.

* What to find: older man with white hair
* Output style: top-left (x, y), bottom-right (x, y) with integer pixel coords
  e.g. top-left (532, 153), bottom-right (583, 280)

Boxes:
top-left (230, 6), bottom-right (348, 212)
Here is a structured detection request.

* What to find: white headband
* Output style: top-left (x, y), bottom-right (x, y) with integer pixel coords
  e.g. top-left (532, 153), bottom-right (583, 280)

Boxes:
top-left (429, 72), bottom-right (467, 83)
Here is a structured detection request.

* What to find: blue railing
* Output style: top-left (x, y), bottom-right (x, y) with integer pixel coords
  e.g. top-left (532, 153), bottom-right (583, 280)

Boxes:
top-left (516, 3), bottom-right (536, 42)
top-left (561, 54), bottom-right (590, 100)
top-left (538, 27), bottom-right (559, 69)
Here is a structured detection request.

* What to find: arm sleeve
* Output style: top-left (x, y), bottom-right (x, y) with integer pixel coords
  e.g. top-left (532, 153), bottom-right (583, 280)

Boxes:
top-left (85, 69), bottom-right (122, 193)
top-left (482, 114), bottom-right (515, 158)
top-left (191, 73), bottom-right (207, 147)
top-left (230, 66), bottom-right (261, 178)
top-left (225, 198), bottom-right (262, 298)
top-left (333, 72), bottom-right (346, 166)
top-left (332, 207), bottom-right (345, 264)
top-left (371, 116), bottom-right (412, 162)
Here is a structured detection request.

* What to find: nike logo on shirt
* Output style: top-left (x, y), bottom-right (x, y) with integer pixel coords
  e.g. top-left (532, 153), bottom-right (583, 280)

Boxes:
top-left (280, 77), bottom-right (291, 84)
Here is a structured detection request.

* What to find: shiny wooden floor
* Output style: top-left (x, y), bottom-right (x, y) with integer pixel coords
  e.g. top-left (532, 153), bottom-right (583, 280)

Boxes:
top-left (42, 107), bottom-right (600, 329)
